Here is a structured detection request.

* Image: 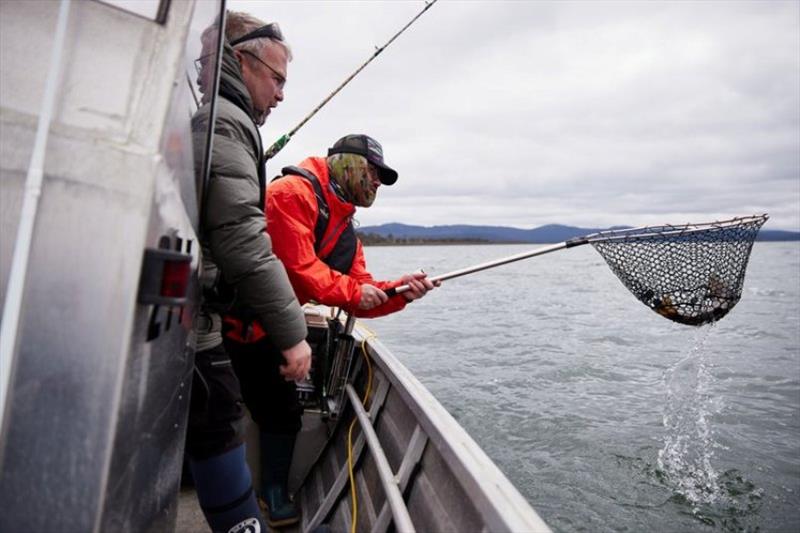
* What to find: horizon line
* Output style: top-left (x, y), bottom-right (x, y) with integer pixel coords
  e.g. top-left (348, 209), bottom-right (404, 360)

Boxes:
top-left (358, 221), bottom-right (800, 233)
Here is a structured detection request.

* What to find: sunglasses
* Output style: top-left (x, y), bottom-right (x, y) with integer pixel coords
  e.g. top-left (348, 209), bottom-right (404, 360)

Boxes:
top-left (229, 23), bottom-right (284, 47)
top-left (194, 23), bottom-right (286, 85)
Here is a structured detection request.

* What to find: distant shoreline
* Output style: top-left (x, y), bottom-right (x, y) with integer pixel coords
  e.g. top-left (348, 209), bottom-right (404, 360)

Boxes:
top-left (356, 224), bottom-right (800, 245)
top-left (363, 240), bottom-right (524, 246)
top-left (361, 240), bottom-right (798, 246)
top-left (358, 235), bottom-right (499, 246)
top-left (357, 232), bottom-right (799, 246)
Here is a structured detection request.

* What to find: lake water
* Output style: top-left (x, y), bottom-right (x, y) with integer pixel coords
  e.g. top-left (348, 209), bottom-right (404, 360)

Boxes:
top-left (360, 242), bottom-right (799, 532)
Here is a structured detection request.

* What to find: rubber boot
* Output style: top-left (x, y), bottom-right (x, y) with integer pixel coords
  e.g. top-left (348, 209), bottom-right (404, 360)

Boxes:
top-left (259, 431), bottom-right (300, 528)
top-left (189, 444), bottom-right (266, 533)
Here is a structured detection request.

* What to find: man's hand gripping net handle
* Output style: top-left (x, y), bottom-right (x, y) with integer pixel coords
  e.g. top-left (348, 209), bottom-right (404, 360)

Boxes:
top-left (383, 242), bottom-right (574, 297)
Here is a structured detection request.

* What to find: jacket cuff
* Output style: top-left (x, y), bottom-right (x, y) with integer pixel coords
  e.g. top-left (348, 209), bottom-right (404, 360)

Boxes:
top-left (259, 301), bottom-right (309, 350)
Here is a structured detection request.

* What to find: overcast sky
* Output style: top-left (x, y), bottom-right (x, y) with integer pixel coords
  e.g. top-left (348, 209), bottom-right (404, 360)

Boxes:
top-left (227, 0), bottom-right (799, 231)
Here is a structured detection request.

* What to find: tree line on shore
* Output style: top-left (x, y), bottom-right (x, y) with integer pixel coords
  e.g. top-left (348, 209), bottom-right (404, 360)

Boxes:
top-left (356, 232), bottom-right (492, 246)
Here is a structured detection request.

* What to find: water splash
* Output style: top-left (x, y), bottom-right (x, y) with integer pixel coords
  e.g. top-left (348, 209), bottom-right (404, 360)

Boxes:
top-left (648, 324), bottom-right (765, 530)
top-left (658, 324), bottom-right (723, 508)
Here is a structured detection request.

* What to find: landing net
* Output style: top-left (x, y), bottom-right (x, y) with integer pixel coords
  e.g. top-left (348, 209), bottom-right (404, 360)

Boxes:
top-left (588, 215), bottom-right (768, 326)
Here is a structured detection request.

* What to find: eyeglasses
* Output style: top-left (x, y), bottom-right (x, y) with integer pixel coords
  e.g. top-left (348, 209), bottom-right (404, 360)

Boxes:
top-left (194, 53), bottom-right (215, 76)
top-left (240, 49), bottom-right (286, 90)
top-left (229, 23), bottom-right (284, 47)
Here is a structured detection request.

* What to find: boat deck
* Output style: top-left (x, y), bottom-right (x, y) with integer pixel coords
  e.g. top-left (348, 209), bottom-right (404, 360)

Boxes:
top-left (175, 487), bottom-right (210, 532)
top-left (175, 412), bottom-right (326, 533)
top-left (173, 323), bottom-right (549, 533)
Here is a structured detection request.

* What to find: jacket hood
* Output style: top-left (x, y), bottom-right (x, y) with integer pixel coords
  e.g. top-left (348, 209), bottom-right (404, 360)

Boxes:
top-left (218, 41), bottom-right (257, 121)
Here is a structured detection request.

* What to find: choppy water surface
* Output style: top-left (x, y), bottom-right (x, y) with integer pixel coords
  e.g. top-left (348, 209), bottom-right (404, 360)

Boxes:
top-left (362, 242), bottom-right (799, 532)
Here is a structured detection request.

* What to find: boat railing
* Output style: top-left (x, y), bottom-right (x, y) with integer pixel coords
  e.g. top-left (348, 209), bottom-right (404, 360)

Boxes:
top-left (298, 318), bottom-right (550, 533)
top-left (353, 331), bottom-right (552, 533)
top-left (344, 384), bottom-right (416, 533)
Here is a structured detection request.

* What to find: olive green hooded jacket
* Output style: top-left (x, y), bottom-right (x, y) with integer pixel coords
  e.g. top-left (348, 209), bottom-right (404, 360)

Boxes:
top-left (192, 42), bottom-right (306, 351)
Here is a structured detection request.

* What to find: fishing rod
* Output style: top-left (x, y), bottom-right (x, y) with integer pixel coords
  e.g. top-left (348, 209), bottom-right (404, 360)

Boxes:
top-left (264, 0), bottom-right (439, 161)
top-left (385, 215), bottom-right (769, 327)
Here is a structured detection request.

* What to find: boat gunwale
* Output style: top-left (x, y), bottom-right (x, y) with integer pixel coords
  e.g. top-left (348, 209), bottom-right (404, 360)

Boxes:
top-left (352, 325), bottom-right (551, 533)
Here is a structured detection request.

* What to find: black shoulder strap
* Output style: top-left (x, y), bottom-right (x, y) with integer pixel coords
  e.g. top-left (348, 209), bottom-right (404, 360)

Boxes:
top-left (280, 166), bottom-right (329, 253)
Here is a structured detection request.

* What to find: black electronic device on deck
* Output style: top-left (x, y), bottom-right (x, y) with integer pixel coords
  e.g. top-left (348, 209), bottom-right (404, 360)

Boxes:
top-left (296, 308), bottom-right (357, 419)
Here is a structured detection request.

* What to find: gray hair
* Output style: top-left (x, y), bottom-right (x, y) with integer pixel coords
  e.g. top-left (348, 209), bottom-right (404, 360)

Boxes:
top-left (226, 10), bottom-right (293, 61)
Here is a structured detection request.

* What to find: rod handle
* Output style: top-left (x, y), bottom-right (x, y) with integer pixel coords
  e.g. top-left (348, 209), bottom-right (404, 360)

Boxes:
top-left (385, 268), bottom-right (432, 297)
top-left (265, 133), bottom-right (292, 161)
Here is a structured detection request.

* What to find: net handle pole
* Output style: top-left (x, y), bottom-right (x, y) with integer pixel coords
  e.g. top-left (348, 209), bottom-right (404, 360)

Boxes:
top-left (385, 241), bottom-right (580, 296)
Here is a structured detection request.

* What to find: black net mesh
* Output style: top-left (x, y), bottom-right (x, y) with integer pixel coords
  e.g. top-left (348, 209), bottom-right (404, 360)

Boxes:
top-left (589, 215), bottom-right (767, 326)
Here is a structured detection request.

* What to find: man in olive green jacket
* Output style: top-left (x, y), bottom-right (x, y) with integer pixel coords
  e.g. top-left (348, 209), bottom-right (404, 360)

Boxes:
top-left (187, 13), bottom-right (310, 533)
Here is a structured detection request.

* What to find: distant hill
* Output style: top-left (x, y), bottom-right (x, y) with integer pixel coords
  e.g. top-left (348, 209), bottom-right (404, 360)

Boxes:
top-left (357, 223), bottom-right (800, 244)
top-left (759, 229), bottom-right (800, 241)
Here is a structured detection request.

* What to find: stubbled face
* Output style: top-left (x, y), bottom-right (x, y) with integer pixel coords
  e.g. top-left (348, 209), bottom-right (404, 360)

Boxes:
top-left (238, 42), bottom-right (288, 125)
top-left (328, 153), bottom-right (381, 207)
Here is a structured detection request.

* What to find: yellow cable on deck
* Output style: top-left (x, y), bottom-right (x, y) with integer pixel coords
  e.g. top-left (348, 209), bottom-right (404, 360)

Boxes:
top-left (347, 329), bottom-right (376, 533)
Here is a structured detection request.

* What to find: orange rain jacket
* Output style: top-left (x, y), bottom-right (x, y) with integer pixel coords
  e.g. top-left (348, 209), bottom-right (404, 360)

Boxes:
top-left (224, 156), bottom-right (407, 343)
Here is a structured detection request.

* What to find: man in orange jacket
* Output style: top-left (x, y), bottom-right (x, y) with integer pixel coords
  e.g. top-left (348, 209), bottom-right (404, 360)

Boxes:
top-left (225, 134), bottom-right (437, 527)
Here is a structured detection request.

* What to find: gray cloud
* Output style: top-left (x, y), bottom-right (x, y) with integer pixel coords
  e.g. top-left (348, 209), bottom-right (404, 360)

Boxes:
top-left (229, 0), bottom-right (800, 230)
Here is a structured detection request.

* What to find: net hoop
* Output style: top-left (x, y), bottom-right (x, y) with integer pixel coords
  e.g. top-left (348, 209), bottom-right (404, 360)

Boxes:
top-left (588, 214), bottom-right (768, 326)
top-left (583, 214), bottom-right (768, 244)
